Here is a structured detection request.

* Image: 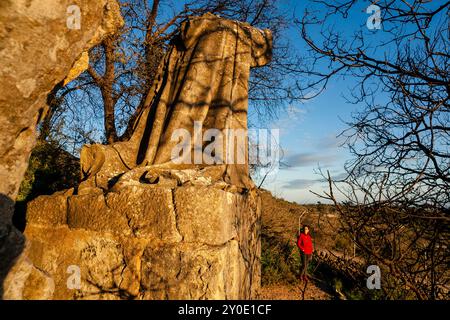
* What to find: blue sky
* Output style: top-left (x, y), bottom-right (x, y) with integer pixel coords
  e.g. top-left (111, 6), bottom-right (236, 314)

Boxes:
top-left (89, 0), bottom-right (443, 205)
top-left (167, 0), bottom-right (394, 203)
top-left (250, 81), bottom-right (354, 204)
top-left (57, 1), bottom-right (445, 205)
top-left (248, 0), bottom-right (382, 203)
top-left (69, 0), bottom-right (421, 204)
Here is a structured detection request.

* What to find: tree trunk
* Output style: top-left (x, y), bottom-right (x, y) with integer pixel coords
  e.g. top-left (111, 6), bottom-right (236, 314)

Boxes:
top-left (101, 35), bottom-right (118, 144)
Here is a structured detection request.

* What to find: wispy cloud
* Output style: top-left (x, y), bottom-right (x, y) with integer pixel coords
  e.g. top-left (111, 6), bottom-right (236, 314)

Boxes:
top-left (284, 152), bottom-right (338, 168)
top-left (330, 172), bottom-right (348, 181)
top-left (281, 132), bottom-right (346, 169)
top-left (270, 104), bottom-right (307, 134)
top-left (316, 133), bottom-right (346, 149)
top-left (283, 179), bottom-right (319, 189)
top-left (282, 171), bottom-right (348, 190)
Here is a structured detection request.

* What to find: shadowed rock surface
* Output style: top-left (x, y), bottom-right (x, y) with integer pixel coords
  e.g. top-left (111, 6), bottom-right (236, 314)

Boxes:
top-left (0, 0), bottom-right (123, 211)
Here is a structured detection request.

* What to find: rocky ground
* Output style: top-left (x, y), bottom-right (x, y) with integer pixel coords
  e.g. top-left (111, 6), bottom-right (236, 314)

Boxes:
top-left (259, 282), bottom-right (334, 300)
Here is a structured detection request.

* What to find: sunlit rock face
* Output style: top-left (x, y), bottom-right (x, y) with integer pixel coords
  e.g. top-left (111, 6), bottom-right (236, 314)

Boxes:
top-left (0, 0), bottom-right (123, 298)
top-left (0, 0), bottom-right (123, 207)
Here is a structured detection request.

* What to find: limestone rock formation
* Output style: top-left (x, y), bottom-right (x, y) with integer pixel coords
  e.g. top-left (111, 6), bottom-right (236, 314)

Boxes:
top-left (0, 0), bottom-right (123, 208)
top-left (0, 0), bottom-right (123, 298)
top-left (4, 166), bottom-right (261, 299)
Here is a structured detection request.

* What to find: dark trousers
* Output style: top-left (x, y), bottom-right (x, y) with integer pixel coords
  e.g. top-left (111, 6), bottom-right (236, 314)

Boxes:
top-left (300, 251), bottom-right (312, 277)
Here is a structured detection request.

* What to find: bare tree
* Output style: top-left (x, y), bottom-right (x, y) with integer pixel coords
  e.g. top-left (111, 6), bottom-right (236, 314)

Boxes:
top-left (43, 0), bottom-right (305, 150)
top-left (300, 1), bottom-right (449, 299)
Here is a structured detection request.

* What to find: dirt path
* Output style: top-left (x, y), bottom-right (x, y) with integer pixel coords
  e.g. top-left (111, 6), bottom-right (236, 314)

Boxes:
top-left (258, 281), bottom-right (335, 300)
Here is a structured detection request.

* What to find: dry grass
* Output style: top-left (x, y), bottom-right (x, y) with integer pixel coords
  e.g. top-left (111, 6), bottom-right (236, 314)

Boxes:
top-left (260, 189), bottom-right (344, 252)
top-left (258, 283), bottom-right (333, 300)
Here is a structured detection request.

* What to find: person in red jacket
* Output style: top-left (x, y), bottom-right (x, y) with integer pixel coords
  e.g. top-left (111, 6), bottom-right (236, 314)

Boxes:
top-left (297, 225), bottom-right (313, 282)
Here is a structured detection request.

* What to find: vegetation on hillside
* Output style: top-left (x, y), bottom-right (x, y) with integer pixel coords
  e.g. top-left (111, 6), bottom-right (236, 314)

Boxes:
top-left (14, 141), bottom-right (79, 231)
top-left (259, 190), bottom-right (447, 300)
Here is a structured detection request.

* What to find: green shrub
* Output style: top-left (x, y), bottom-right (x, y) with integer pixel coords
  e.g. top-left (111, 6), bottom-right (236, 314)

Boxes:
top-left (261, 234), bottom-right (301, 285)
top-left (14, 141), bottom-right (79, 230)
top-left (332, 233), bottom-right (353, 254)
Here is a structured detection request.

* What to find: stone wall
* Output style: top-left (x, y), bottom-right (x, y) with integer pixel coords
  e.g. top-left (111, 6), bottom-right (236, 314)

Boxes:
top-left (3, 167), bottom-right (261, 299)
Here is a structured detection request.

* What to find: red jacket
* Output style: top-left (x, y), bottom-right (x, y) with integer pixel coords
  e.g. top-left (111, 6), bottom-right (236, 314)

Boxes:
top-left (297, 233), bottom-right (313, 255)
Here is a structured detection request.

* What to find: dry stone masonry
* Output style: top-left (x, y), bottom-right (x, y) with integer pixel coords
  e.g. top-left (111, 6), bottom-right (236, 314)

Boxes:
top-left (6, 166), bottom-right (261, 299)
